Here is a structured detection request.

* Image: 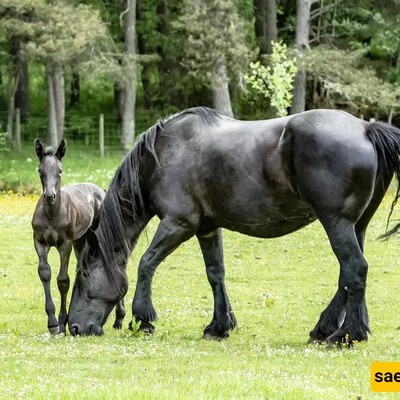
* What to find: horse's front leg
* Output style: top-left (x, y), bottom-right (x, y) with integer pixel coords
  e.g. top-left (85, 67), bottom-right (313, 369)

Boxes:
top-left (131, 218), bottom-right (194, 334)
top-left (113, 298), bottom-right (126, 329)
top-left (34, 237), bottom-right (59, 334)
top-left (57, 241), bottom-right (72, 334)
top-left (197, 229), bottom-right (237, 339)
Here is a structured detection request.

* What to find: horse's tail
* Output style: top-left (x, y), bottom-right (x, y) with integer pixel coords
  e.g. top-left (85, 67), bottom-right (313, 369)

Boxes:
top-left (365, 121), bottom-right (400, 237)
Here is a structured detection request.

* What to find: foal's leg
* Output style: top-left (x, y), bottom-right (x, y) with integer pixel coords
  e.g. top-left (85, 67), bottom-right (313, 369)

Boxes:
top-left (197, 229), bottom-right (237, 339)
top-left (312, 218), bottom-right (370, 345)
top-left (34, 238), bottom-right (59, 334)
top-left (131, 218), bottom-right (194, 334)
top-left (57, 241), bottom-right (72, 333)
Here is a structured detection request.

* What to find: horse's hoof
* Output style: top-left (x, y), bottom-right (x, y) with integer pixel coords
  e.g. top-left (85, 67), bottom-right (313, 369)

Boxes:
top-left (203, 333), bottom-right (224, 341)
top-left (202, 330), bottom-right (229, 340)
top-left (48, 326), bottom-right (60, 335)
top-left (307, 337), bottom-right (326, 345)
top-left (113, 321), bottom-right (123, 330)
top-left (139, 321), bottom-right (155, 335)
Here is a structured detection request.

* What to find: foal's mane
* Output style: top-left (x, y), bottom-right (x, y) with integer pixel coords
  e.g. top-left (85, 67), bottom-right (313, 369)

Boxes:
top-left (86, 107), bottom-right (221, 287)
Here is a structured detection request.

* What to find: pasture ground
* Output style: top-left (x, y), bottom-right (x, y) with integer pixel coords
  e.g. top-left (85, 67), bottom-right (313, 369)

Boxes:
top-left (1, 164), bottom-right (400, 398)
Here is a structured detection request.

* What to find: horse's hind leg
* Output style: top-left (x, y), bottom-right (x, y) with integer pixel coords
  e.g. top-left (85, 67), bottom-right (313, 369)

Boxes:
top-left (309, 225), bottom-right (367, 342)
top-left (309, 178), bottom-right (389, 343)
top-left (197, 229), bottom-right (237, 339)
top-left (311, 217), bottom-right (370, 345)
top-left (131, 218), bottom-right (195, 334)
top-left (34, 238), bottom-right (59, 334)
top-left (113, 298), bottom-right (126, 329)
top-left (57, 242), bottom-right (72, 333)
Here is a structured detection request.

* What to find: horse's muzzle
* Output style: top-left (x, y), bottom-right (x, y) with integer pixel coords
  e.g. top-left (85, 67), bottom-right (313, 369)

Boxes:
top-left (69, 323), bottom-right (104, 336)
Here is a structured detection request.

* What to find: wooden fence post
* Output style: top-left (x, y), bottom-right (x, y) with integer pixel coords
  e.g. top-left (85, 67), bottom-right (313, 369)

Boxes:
top-left (99, 113), bottom-right (104, 158)
top-left (15, 108), bottom-right (21, 153)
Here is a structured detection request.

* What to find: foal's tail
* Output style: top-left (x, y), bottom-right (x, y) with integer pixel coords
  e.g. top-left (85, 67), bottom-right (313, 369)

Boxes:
top-left (365, 121), bottom-right (400, 237)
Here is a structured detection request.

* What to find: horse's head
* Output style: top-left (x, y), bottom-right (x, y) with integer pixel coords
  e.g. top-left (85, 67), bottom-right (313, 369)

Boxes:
top-left (68, 230), bottom-right (128, 336)
top-left (35, 139), bottom-right (66, 205)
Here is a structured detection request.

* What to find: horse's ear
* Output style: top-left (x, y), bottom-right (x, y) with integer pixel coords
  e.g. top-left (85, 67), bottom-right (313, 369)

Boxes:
top-left (86, 229), bottom-right (99, 251)
top-left (56, 139), bottom-right (67, 160)
top-left (34, 139), bottom-right (44, 160)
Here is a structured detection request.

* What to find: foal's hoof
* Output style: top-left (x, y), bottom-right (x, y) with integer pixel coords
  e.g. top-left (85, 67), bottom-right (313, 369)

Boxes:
top-left (48, 326), bottom-right (60, 335)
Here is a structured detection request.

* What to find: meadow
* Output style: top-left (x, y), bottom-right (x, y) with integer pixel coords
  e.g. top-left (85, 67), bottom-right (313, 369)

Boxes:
top-left (1, 148), bottom-right (400, 399)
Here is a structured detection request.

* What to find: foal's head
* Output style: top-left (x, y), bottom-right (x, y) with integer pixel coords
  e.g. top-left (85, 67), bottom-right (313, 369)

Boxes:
top-left (34, 139), bottom-right (66, 205)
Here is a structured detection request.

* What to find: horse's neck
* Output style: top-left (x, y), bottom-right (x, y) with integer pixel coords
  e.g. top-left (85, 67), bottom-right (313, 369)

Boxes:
top-left (42, 190), bottom-right (64, 219)
top-left (98, 210), bottom-right (149, 267)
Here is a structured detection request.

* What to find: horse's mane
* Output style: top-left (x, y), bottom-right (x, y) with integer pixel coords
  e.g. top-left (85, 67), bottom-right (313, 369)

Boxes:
top-left (85, 107), bottom-right (221, 290)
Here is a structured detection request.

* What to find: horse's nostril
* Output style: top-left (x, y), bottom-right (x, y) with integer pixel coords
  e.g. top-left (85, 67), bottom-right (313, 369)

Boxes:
top-left (69, 324), bottom-right (80, 336)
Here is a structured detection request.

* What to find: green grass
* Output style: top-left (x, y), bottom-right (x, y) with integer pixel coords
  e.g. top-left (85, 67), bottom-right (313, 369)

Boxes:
top-left (2, 154), bottom-right (400, 398)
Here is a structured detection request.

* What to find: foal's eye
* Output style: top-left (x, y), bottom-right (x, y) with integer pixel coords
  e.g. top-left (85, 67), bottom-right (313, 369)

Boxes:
top-left (59, 169), bottom-right (62, 175)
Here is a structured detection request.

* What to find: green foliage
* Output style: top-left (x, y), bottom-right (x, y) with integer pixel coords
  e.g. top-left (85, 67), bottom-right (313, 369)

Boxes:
top-left (244, 41), bottom-right (298, 117)
top-left (304, 46), bottom-right (400, 116)
top-left (0, 0), bottom-right (108, 64)
top-left (0, 130), bottom-right (10, 152)
top-left (174, 0), bottom-right (255, 86)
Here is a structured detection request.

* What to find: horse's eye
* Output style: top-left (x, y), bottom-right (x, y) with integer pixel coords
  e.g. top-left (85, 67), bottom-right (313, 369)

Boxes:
top-left (38, 168), bottom-right (42, 175)
top-left (59, 169), bottom-right (62, 175)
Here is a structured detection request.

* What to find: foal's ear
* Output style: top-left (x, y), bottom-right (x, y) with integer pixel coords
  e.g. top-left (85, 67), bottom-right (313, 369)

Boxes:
top-left (34, 139), bottom-right (44, 159)
top-left (55, 139), bottom-right (67, 160)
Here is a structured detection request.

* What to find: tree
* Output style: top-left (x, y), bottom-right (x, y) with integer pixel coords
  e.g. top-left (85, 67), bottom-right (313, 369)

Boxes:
top-left (175, 0), bottom-right (254, 116)
top-left (291, 0), bottom-right (318, 114)
top-left (120, 0), bottom-right (137, 152)
top-left (0, 0), bottom-right (108, 146)
top-left (254, 0), bottom-right (277, 55)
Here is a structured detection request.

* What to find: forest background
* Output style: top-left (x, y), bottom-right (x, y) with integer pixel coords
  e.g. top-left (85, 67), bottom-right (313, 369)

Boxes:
top-left (0, 0), bottom-right (400, 154)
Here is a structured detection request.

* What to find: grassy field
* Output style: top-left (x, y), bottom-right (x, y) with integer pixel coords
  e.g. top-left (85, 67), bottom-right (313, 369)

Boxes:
top-left (1, 149), bottom-right (400, 399)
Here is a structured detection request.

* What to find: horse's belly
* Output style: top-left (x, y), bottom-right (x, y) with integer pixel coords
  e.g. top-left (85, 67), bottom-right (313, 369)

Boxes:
top-left (216, 200), bottom-right (316, 238)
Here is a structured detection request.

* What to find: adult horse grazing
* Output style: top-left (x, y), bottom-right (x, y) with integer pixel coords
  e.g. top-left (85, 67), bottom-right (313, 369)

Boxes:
top-left (68, 107), bottom-right (400, 345)
top-left (32, 139), bottom-right (126, 334)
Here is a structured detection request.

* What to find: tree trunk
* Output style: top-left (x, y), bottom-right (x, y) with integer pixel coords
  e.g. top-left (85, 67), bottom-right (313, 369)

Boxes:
top-left (53, 62), bottom-right (65, 141)
top-left (70, 68), bottom-right (80, 108)
top-left (15, 59), bottom-right (29, 120)
top-left (10, 37), bottom-right (30, 120)
top-left (266, 0), bottom-right (278, 54)
top-left (121, 0), bottom-right (136, 153)
top-left (254, 0), bottom-right (277, 55)
top-left (46, 60), bottom-right (58, 147)
top-left (46, 60), bottom-right (65, 147)
top-left (290, 0), bottom-right (316, 114)
top-left (137, 2), bottom-right (153, 109)
top-left (212, 62), bottom-right (234, 118)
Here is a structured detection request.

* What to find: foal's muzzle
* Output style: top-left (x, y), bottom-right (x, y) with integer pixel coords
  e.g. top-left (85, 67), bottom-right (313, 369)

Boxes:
top-left (44, 192), bottom-right (56, 204)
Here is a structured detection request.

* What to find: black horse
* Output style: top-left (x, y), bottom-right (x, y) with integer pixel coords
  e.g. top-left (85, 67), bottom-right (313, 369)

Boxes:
top-left (68, 107), bottom-right (400, 345)
top-left (32, 139), bottom-right (126, 334)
